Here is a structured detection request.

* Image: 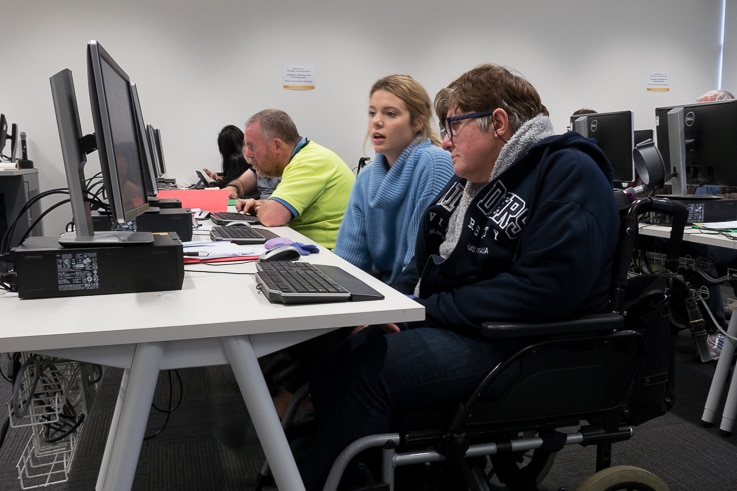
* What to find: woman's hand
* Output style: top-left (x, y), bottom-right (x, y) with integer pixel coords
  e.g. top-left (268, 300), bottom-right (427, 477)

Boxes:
top-left (203, 168), bottom-right (222, 181)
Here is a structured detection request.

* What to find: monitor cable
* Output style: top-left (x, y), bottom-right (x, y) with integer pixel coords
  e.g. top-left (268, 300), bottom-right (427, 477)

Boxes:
top-left (144, 369), bottom-right (184, 440)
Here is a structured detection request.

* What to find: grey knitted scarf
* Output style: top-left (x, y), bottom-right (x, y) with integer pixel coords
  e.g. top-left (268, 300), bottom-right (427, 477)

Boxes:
top-left (438, 114), bottom-right (554, 259)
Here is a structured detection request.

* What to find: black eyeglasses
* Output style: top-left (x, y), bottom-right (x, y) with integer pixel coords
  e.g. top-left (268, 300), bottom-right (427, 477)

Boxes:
top-left (442, 110), bottom-right (494, 141)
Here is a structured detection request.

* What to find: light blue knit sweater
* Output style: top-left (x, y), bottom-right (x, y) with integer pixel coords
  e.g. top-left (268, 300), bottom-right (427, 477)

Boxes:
top-left (334, 139), bottom-right (454, 284)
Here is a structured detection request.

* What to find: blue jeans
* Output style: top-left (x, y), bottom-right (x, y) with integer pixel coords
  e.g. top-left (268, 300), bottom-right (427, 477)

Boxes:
top-left (299, 325), bottom-right (516, 491)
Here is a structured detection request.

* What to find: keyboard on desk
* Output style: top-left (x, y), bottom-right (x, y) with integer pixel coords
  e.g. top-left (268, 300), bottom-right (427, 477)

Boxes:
top-left (210, 212), bottom-right (259, 225)
top-left (255, 261), bottom-right (385, 304)
top-left (210, 224), bottom-right (279, 244)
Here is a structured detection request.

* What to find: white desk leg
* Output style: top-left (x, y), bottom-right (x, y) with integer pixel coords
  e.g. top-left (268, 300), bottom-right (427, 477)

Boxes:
top-left (97, 343), bottom-right (164, 491)
top-left (96, 368), bottom-right (130, 489)
top-left (702, 314), bottom-right (737, 426)
top-left (222, 336), bottom-right (306, 491)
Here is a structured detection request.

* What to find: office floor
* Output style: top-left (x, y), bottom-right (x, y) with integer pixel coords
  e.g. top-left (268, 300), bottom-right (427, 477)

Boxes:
top-left (1, 330), bottom-right (737, 490)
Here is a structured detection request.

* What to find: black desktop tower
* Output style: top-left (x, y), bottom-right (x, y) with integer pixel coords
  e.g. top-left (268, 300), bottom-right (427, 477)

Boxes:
top-left (92, 208), bottom-right (193, 241)
top-left (12, 233), bottom-right (184, 299)
top-left (136, 208), bottom-right (193, 241)
top-left (656, 196), bottom-right (737, 224)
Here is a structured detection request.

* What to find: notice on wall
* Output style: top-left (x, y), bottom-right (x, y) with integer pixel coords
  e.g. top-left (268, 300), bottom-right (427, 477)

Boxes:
top-left (647, 72), bottom-right (670, 92)
top-left (283, 65), bottom-right (316, 90)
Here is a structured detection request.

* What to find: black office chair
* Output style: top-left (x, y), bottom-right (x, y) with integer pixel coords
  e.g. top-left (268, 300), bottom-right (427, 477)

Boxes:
top-left (319, 197), bottom-right (690, 491)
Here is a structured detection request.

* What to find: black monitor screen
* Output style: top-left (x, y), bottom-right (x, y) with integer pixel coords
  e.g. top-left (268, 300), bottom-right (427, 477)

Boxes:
top-left (655, 99), bottom-right (737, 188)
top-left (634, 129), bottom-right (654, 146)
top-left (571, 110), bottom-right (635, 184)
top-left (0, 113), bottom-right (6, 158)
top-left (49, 42), bottom-right (153, 246)
top-left (87, 40), bottom-right (149, 224)
top-left (129, 83), bottom-right (158, 198)
top-left (7, 123), bottom-right (17, 162)
top-left (153, 128), bottom-right (166, 177)
top-left (145, 124), bottom-right (162, 178)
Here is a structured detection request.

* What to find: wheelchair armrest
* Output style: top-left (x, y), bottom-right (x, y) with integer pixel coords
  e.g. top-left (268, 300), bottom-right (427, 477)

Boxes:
top-left (480, 312), bottom-right (624, 339)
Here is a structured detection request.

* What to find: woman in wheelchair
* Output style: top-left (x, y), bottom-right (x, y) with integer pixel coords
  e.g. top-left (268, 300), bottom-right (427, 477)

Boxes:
top-left (298, 64), bottom-right (621, 491)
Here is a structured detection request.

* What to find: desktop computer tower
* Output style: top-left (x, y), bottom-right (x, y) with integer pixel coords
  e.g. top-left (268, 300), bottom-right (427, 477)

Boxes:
top-left (12, 232), bottom-right (184, 299)
top-left (656, 196), bottom-right (737, 224)
top-left (92, 208), bottom-right (193, 241)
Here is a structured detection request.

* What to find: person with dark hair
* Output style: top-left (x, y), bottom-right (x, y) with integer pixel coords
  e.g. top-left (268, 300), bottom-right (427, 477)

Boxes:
top-left (203, 125), bottom-right (249, 187)
top-left (298, 63), bottom-right (620, 490)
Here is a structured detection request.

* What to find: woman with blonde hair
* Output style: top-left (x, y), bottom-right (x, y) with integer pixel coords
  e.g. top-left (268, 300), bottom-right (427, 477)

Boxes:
top-left (334, 74), bottom-right (454, 284)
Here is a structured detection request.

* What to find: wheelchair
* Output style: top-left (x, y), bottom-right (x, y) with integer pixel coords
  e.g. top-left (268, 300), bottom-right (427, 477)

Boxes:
top-left (311, 197), bottom-right (689, 491)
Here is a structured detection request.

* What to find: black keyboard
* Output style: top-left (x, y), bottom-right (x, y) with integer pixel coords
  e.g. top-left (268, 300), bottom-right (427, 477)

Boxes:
top-left (256, 262), bottom-right (384, 304)
top-left (210, 212), bottom-right (259, 225)
top-left (210, 224), bottom-right (278, 244)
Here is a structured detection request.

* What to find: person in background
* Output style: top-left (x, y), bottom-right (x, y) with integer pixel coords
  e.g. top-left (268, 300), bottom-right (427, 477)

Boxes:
top-left (203, 125), bottom-right (250, 188)
top-left (334, 74), bottom-right (454, 284)
top-left (225, 167), bottom-right (281, 200)
top-left (298, 63), bottom-right (620, 490)
top-left (229, 108), bottom-right (354, 249)
top-left (697, 89), bottom-right (735, 103)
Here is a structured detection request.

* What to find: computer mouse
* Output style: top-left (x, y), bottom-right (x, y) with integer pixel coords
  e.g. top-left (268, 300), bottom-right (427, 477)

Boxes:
top-left (226, 221), bottom-right (252, 227)
top-left (258, 245), bottom-right (302, 262)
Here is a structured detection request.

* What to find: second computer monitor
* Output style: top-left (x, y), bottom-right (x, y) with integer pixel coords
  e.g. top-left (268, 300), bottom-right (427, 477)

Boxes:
top-left (571, 110), bottom-right (635, 184)
top-left (130, 83), bottom-right (159, 198)
top-left (655, 99), bottom-right (737, 190)
top-left (87, 40), bottom-right (150, 225)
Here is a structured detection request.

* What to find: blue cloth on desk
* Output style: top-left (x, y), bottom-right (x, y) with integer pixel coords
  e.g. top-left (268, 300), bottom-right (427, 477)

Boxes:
top-left (264, 237), bottom-right (319, 255)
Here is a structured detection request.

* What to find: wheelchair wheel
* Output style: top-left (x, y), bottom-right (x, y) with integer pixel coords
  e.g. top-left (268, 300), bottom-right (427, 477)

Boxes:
top-left (575, 465), bottom-right (668, 491)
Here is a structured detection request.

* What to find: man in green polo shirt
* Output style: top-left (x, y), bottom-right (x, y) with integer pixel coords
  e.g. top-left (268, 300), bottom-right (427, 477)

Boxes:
top-left (227, 108), bottom-right (354, 249)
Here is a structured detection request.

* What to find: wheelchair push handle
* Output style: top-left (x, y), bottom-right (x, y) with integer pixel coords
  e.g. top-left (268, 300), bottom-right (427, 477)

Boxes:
top-left (628, 196), bottom-right (689, 274)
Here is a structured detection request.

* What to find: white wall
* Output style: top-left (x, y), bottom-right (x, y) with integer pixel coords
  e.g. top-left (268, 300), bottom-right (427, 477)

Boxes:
top-left (724, 0), bottom-right (737, 90)
top-left (0, 0), bottom-right (726, 235)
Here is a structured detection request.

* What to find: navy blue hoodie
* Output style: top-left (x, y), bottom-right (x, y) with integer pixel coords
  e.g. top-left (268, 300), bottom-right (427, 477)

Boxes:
top-left (392, 131), bottom-right (620, 334)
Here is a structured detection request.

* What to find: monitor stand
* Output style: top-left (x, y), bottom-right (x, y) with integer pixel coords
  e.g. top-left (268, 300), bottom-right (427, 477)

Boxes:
top-left (58, 230), bottom-right (155, 247)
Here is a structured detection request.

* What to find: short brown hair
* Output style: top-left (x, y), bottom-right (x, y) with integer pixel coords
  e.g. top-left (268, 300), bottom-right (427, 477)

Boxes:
top-left (446, 63), bottom-right (548, 133)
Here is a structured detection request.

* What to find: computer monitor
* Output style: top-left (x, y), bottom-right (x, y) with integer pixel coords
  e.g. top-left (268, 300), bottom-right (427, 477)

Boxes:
top-left (655, 99), bottom-right (737, 195)
top-left (49, 41), bottom-right (154, 246)
top-left (634, 129), bottom-right (654, 146)
top-left (7, 123), bottom-right (17, 162)
top-left (0, 114), bottom-right (6, 160)
top-left (146, 124), bottom-right (163, 178)
top-left (153, 127), bottom-right (167, 177)
top-left (129, 82), bottom-right (159, 199)
top-left (0, 121), bottom-right (18, 162)
top-left (87, 41), bottom-right (150, 223)
top-left (571, 110), bottom-right (635, 184)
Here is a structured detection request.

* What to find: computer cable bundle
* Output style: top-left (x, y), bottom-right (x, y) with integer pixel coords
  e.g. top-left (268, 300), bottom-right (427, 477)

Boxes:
top-left (1, 188), bottom-right (70, 253)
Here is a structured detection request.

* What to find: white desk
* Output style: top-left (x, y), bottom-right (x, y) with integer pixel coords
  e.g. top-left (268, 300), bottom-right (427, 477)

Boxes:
top-left (638, 223), bottom-right (737, 250)
top-left (0, 226), bottom-right (425, 490)
top-left (639, 223), bottom-right (737, 435)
